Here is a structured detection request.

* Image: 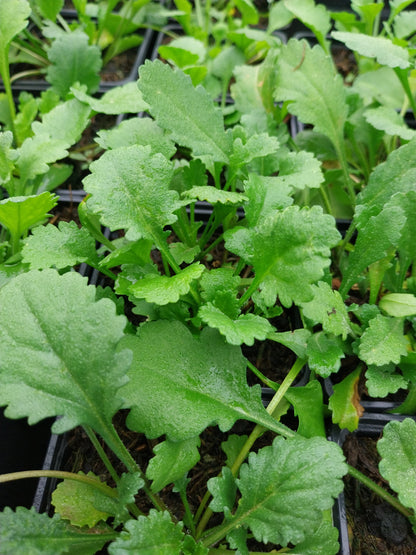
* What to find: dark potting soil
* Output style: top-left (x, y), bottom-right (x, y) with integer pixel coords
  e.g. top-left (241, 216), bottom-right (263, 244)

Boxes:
top-left (343, 433), bottom-right (416, 554)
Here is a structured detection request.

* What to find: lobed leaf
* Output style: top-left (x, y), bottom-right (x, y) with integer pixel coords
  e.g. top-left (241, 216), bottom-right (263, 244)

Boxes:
top-left (183, 186), bottom-right (247, 205)
top-left (120, 320), bottom-right (280, 441)
top-left (365, 364), bottom-right (408, 398)
top-left (306, 332), bottom-right (345, 378)
top-left (283, 0), bottom-right (331, 51)
top-left (243, 173), bottom-right (293, 227)
top-left (0, 507), bottom-right (114, 555)
top-left (0, 270), bottom-right (131, 445)
top-left (359, 314), bottom-right (408, 366)
top-left (0, 192), bottom-right (57, 239)
top-left (138, 59), bottom-right (232, 166)
top-left (72, 82), bottom-right (149, 115)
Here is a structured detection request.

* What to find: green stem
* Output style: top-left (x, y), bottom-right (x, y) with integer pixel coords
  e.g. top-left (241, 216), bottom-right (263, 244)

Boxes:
top-left (246, 360), bottom-right (278, 391)
top-left (0, 49), bottom-right (17, 144)
top-left (335, 139), bottom-right (356, 210)
top-left (0, 470), bottom-right (118, 498)
top-left (347, 464), bottom-right (415, 522)
top-left (83, 426), bottom-right (119, 483)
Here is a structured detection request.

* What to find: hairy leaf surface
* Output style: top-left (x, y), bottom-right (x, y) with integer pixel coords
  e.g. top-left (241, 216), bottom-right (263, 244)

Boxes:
top-left (0, 192), bottom-right (57, 238)
top-left (359, 314), bottom-right (408, 366)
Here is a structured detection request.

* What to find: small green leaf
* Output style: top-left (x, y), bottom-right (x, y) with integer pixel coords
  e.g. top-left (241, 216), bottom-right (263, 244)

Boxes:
top-left (138, 59), bottom-right (232, 166)
top-left (328, 367), bottom-right (364, 432)
top-left (228, 436), bottom-right (346, 546)
top-left (159, 37), bottom-right (206, 67)
top-left (108, 510), bottom-right (185, 555)
top-left (22, 220), bottom-right (99, 269)
top-left (183, 186), bottom-right (247, 205)
top-left (208, 467), bottom-right (237, 513)
top-left (332, 32), bottom-right (410, 69)
top-left (146, 437), bottom-right (201, 493)
top-left (359, 314), bottom-right (408, 366)
top-left (268, 328), bottom-right (311, 359)
top-left (72, 82), bottom-right (149, 115)
top-left (0, 131), bottom-right (14, 185)
top-left (47, 30), bottom-right (102, 97)
top-left (289, 519), bottom-right (340, 555)
top-left (0, 192), bottom-right (57, 239)
top-left (379, 293), bottom-right (416, 317)
top-left (284, 381), bottom-right (326, 438)
top-left (243, 173), bottom-right (293, 227)
top-left (0, 0), bottom-right (30, 58)
top-left (33, 0), bottom-right (63, 20)
top-left (365, 106), bottom-right (416, 141)
top-left (0, 507), bottom-right (115, 555)
top-left (221, 434), bottom-right (249, 468)
top-left (128, 263), bottom-right (204, 305)
top-left (200, 267), bottom-right (241, 319)
top-left (120, 320), bottom-right (280, 441)
top-left (365, 364), bottom-right (408, 398)
top-left (283, 0), bottom-right (331, 51)
top-left (306, 332), bottom-right (345, 378)
top-left (301, 281), bottom-right (352, 339)
top-left (16, 134), bottom-right (68, 184)
top-left (230, 132), bottom-right (281, 169)
top-left (52, 472), bottom-right (113, 528)
top-left (378, 419), bottom-right (416, 512)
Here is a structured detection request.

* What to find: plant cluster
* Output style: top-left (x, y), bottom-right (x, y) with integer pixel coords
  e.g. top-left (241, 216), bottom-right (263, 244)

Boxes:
top-left (1, 0), bottom-right (416, 554)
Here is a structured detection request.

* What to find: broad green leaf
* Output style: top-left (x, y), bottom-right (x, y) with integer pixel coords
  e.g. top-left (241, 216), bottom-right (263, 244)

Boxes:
top-left (0, 507), bottom-right (115, 555)
top-left (198, 302), bottom-right (275, 346)
top-left (230, 132), bottom-right (280, 170)
top-left (355, 138), bottom-right (416, 228)
top-left (0, 0), bottom-right (30, 57)
top-left (234, 0), bottom-right (259, 25)
top-left (71, 82), bottom-right (149, 115)
top-left (169, 242), bottom-right (200, 265)
top-left (108, 510), bottom-right (185, 555)
top-left (120, 320), bottom-right (284, 441)
top-left (15, 134), bottom-right (68, 184)
top-left (284, 381), bottom-right (326, 438)
top-left (380, 293), bottom-right (416, 317)
top-left (0, 270), bottom-right (131, 448)
top-left (340, 204), bottom-right (406, 297)
top-left (283, 0), bottom-right (331, 51)
top-left (276, 149), bottom-right (324, 191)
top-left (365, 106), bottom-right (416, 140)
top-left (378, 419), bottom-right (416, 512)
top-left (128, 263), bottom-right (204, 305)
top-left (224, 205), bottom-right (340, 307)
top-left (328, 367), bottom-right (364, 432)
top-left (301, 281), bottom-right (352, 339)
top-left (138, 59), bottom-right (232, 166)
top-left (332, 31), bottom-right (410, 69)
top-left (243, 173), bottom-right (293, 227)
top-left (365, 364), bottom-right (408, 397)
top-left (22, 220), bottom-right (99, 269)
top-left (227, 436), bottom-right (346, 546)
top-left (96, 118), bottom-right (176, 159)
top-left (268, 2), bottom-right (294, 33)
top-left (394, 11), bottom-right (416, 39)
top-left (52, 472), bottom-right (113, 527)
top-left (183, 186), bottom-right (247, 205)
top-left (274, 39), bottom-right (348, 155)
top-left (47, 30), bottom-right (102, 97)
top-left (0, 192), bottom-right (57, 238)
top-left (147, 437), bottom-right (201, 493)
top-left (83, 145), bottom-right (178, 241)
top-left (200, 267), bottom-right (241, 319)
top-left (158, 36), bottom-right (206, 67)
top-left (33, 0), bottom-right (64, 20)
top-left (306, 332), bottom-right (345, 378)
top-left (288, 519), bottom-right (340, 555)
top-left (352, 67), bottom-right (404, 109)
top-left (359, 314), bottom-right (408, 366)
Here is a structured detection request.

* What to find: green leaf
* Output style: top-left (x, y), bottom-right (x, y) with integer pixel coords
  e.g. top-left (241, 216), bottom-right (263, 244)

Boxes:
top-left (208, 467), bottom-right (237, 513)
top-left (138, 59), bottom-right (232, 166)
top-left (33, 0), bottom-right (64, 20)
top-left (0, 192), bottom-right (57, 238)
top-left (243, 173), bottom-right (293, 227)
top-left (221, 434), bottom-right (249, 468)
top-left (15, 134), bottom-right (68, 184)
top-left (306, 332), bottom-right (345, 378)
top-left (268, 328), bottom-right (311, 359)
top-left (301, 281), bottom-right (352, 339)
top-left (200, 267), bottom-right (241, 319)
top-left (198, 302), bottom-right (275, 346)
top-left (0, 507), bottom-right (115, 555)
top-left (328, 367), bottom-right (364, 432)
top-left (147, 437), bottom-right (201, 493)
top-left (365, 106), bottom-right (416, 140)
top-left (284, 381), bottom-right (326, 438)
top-left (158, 37), bottom-right (206, 67)
top-left (228, 436), bottom-right (346, 546)
top-left (283, 0), bottom-right (331, 51)
top-left (332, 32), bottom-right (410, 69)
top-left (276, 149), bottom-right (324, 191)
top-left (0, 0), bottom-right (30, 57)
top-left (365, 364), bottom-right (408, 397)
top-left (379, 293), bottom-right (416, 317)
top-left (378, 419), bottom-right (416, 512)
top-left (128, 263), bottom-right (204, 305)
top-left (183, 186), bottom-right (247, 205)
top-left (225, 206), bottom-right (340, 307)
top-left (96, 118), bottom-right (176, 159)
top-left (230, 132), bottom-right (281, 170)
top-left (108, 510), bottom-right (185, 555)
top-left (120, 320), bottom-right (281, 441)
top-left (0, 270), bottom-right (131, 446)
top-left (274, 39), bottom-right (348, 153)
top-left (72, 82), bottom-right (149, 115)
top-left (0, 131), bottom-right (14, 185)
top-left (47, 30), bottom-right (102, 97)
top-left (359, 314), bottom-right (408, 366)
top-left (52, 472), bottom-right (113, 528)
top-left (83, 145), bottom-right (178, 241)
top-left (22, 220), bottom-right (99, 269)
top-left (288, 519), bottom-right (340, 555)
top-left (340, 204), bottom-right (406, 297)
